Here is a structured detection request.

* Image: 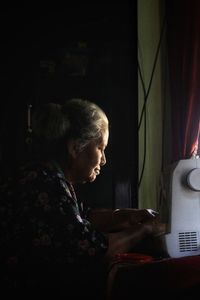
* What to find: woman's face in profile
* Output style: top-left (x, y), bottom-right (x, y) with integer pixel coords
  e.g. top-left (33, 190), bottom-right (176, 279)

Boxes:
top-left (70, 128), bottom-right (109, 184)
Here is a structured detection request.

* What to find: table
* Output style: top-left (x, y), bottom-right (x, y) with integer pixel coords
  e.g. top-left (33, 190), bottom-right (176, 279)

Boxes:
top-left (107, 253), bottom-right (200, 299)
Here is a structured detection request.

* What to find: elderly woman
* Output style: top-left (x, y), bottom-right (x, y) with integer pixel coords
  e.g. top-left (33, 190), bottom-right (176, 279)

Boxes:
top-left (0, 99), bottom-right (165, 298)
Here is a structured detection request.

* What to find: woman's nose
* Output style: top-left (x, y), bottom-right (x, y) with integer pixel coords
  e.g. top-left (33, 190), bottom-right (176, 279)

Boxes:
top-left (100, 151), bottom-right (106, 166)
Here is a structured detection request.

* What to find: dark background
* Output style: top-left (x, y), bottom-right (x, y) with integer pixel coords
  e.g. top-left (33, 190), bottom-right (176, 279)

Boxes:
top-left (0, 1), bottom-right (137, 209)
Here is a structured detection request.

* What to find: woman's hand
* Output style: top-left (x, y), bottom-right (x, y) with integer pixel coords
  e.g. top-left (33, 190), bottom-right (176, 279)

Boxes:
top-left (88, 208), bottom-right (164, 235)
top-left (113, 208), bottom-right (159, 226)
top-left (88, 208), bottom-right (167, 263)
top-left (105, 220), bottom-right (166, 262)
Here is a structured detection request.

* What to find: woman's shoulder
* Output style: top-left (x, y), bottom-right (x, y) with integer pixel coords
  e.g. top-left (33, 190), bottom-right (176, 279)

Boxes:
top-left (17, 160), bottom-right (62, 179)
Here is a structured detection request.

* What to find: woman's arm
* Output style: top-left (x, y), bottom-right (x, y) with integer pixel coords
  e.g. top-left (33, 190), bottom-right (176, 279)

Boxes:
top-left (87, 208), bottom-right (161, 233)
top-left (104, 220), bottom-right (166, 262)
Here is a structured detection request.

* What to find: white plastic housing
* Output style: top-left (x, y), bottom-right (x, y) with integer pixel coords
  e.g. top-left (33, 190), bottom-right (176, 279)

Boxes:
top-left (161, 158), bottom-right (200, 258)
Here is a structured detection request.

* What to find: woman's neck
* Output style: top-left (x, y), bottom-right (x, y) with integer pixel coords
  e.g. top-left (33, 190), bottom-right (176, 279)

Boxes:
top-left (51, 157), bottom-right (74, 184)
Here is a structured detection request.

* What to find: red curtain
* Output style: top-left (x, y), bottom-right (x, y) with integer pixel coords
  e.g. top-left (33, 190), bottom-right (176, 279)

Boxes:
top-left (166, 0), bottom-right (200, 162)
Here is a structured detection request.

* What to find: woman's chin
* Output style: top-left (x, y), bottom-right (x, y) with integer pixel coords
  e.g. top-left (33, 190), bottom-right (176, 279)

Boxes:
top-left (80, 174), bottom-right (97, 184)
top-left (89, 177), bottom-right (97, 182)
top-left (88, 174), bottom-right (97, 182)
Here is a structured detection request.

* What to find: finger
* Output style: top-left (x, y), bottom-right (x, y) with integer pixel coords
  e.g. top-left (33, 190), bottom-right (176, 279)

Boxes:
top-left (146, 209), bottom-right (159, 217)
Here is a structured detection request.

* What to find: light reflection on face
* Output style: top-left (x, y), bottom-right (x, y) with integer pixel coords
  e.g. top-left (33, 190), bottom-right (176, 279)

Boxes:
top-left (71, 128), bottom-right (109, 184)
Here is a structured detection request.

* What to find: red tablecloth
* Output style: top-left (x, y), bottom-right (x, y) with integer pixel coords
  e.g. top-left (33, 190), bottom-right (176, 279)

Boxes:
top-left (107, 254), bottom-right (200, 299)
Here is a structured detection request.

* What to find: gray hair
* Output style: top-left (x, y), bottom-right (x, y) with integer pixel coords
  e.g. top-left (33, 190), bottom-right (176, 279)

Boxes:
top-left (32, 98), bottom-right (108, 157)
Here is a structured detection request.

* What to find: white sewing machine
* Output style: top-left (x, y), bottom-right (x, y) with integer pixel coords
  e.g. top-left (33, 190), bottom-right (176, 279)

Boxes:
top-left (160, 157), bottom-right (200, 258)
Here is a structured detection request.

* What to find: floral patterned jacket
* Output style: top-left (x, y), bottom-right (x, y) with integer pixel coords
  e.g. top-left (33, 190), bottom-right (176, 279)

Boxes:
top-left (0, 161), bottom-right (108, 292)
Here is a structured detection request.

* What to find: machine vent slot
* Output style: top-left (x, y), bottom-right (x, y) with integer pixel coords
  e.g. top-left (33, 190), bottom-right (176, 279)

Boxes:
top-left (179, 232), bottom-right (198, 252)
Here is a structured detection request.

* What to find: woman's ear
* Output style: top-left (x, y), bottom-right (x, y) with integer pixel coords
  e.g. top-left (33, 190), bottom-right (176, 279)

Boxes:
top-left (67, 139), bottom-right (78, 158)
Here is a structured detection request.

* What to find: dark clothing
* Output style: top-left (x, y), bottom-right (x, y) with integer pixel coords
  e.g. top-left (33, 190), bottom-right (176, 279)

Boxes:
top-left (0, 161), bottom-right (108, 298)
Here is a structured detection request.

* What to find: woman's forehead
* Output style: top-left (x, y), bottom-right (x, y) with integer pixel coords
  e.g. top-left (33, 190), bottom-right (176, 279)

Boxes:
top-left (98, 128), bottom-right (109, 146)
